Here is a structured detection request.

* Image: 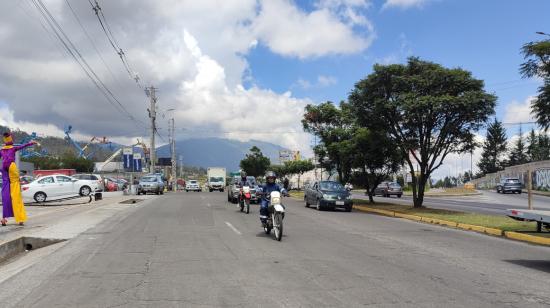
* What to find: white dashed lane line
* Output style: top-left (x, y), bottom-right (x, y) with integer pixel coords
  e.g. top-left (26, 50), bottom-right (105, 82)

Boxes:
top-left (225, 221), bottom-right (242, 235)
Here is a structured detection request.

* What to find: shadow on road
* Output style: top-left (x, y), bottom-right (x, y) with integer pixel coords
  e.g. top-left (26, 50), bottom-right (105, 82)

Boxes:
top-left (505, 260), bottom-right (550, 274)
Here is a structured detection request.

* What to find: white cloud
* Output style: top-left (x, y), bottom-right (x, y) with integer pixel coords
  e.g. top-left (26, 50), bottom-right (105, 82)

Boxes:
top-left (503, 96), bottom-right (536, 124)
top-left (294, 75), bottom-right (338, 89)
top-left (383, 0), bottom-right (431, 9)
top-left (0, 1), bottom-right (377, 158)
top-left (430, 134), bottom-right (484, 181)
top-left (317, 75), bottom-right (338, 87)
top-left (253, 0), bottom-right (374, 59)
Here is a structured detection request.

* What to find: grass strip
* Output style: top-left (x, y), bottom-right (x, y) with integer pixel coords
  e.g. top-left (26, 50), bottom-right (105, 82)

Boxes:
top-left (353, 199), bottom-right (539, 232)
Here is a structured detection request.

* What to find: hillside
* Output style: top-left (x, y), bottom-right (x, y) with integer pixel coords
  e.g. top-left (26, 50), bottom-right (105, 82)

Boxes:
top-left (0, 125), bottom-right (116, 161)
top-left (2, 126), bottom-right (287, 170)
top-left (157, 138), bottom-right (286, 171)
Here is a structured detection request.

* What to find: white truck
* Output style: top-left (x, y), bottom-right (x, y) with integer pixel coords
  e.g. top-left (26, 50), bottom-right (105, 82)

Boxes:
top-left (207, 167), bottom-right (226, 192)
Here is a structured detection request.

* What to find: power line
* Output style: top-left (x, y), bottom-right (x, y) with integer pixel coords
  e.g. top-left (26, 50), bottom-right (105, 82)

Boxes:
top-left (63, 0), bottom-right (123, 89)
top-left (89, 0), bottom-right (143, 88)
top-left (30, 0), bottom-right (147, 133)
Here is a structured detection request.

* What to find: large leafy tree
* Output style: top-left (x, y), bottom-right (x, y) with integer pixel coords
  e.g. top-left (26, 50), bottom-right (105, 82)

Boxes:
top-left (239, 146), bottom-right (271, 177)
top-left (520, 38), bottom-right (550, 129)
top-left (478, 119), bottom-right (508, 175)
top-left (508, 126), bottom-right (528, 166)
top-left (349, 58), bottom-right (496, 208)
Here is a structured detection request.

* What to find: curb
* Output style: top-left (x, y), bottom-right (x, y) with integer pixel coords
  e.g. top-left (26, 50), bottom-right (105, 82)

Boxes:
top-left (353, 205), bottom-right (550, 246)
top-left (504, 231), bottom-right (550, 246)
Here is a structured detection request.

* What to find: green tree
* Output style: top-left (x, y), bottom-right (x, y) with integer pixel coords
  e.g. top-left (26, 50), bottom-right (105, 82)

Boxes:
top-left (508, 126), bottom-right (528, 166)
top-left (302, 101), bottom-right (354, 183)
top-left (478, 119), bottom-right (508, 175)
top-left (348, 128), bottom-right (402, 203)
top-left (239, 146), bottom-right (271, 177)
top-left (537, 133), bottom-right (550, 160)
top-left (270, 164), bottom-right (290, 179)
top-left (527, 129), bottom-right (539, 162)
top-left (60, 152), bottom-right (95, 172)
top-left (520, 38), bottom-right (550, 129)
top-left (349, 58), bottom-right (496, 208)
top-left (284, 159), bottom-right (315, 189)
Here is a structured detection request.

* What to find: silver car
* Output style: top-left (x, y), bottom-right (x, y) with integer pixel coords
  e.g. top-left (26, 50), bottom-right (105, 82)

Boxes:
top-left (137, 175), bottom-right (165, 195)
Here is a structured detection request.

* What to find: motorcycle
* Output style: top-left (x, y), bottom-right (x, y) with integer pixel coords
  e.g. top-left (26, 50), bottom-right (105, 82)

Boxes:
top-left (263, 191), bottom-right (285, 241)
top-left (239, 186), bottom-right (251, 214)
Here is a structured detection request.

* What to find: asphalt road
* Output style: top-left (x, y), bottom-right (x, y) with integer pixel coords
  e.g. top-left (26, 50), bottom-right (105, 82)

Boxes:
top-left (353, 190), bottom-right (550, 215)
top-left (1, 192), bottom-right (549, 307)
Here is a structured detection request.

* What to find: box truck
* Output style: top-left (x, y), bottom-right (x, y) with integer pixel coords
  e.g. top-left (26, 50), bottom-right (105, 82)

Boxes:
top-left (207, 167), bottom-right (226, 192)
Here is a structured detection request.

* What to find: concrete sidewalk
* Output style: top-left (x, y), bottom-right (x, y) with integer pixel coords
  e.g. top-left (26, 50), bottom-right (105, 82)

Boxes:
top-left (0, 193), bottom-right (159, 284)
top-left (1, 194), bottom-right (157, 244)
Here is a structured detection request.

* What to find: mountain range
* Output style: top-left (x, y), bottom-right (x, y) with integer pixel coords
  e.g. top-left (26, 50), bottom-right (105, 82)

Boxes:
top-left (157, 138), bottom-right (286, 172)
top-left (1, 125), bottom-right (286, 171)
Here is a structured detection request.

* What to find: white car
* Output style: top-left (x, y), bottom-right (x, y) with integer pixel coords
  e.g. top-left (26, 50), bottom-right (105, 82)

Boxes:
top-left (22, 174), bottom-right (99, 203)
top-left (185, 180), bottom-right (202, 192)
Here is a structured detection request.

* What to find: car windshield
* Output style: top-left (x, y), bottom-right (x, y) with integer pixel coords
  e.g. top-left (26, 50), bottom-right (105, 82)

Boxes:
top-left (141, 177), bottom-right (157, 182)
top-left (210, 177), bottom-right (224, 182)
top-left (389, 183), bottom-right (401, 188)
top-left (189, 180), bottom-right (197, 184)
top-left (320, 182), bottom-right (345, 191)
top-left (506, 179), bottom-right (520, 183)
top-left (246, 177), bottom-right (257, 185)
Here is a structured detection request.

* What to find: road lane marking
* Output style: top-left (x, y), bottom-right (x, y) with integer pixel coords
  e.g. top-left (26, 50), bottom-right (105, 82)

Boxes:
top-left (225, 221), bottom-right (242, 235)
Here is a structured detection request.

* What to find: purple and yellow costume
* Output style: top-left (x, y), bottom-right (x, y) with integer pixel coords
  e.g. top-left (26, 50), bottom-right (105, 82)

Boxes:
top-left (1, 133), bottom-right (34, 224)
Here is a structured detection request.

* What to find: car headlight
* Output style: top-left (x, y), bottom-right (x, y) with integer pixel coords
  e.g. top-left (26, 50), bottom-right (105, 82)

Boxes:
top-left (346, 195), bottom-right (352, 200)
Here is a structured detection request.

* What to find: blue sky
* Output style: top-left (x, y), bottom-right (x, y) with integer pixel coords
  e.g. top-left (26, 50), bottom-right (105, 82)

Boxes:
top-left (246, 0), bottom-right (548, 136)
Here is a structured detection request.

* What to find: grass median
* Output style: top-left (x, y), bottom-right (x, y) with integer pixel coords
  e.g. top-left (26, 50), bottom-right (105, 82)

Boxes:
top-left (289, 191), bottom-right (305, 200)
top-left (353, 199), bottom-right (544, 233)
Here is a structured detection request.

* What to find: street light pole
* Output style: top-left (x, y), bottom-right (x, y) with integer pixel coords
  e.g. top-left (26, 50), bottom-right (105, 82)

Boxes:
top-left (536, 31), bottom-right (550, 37)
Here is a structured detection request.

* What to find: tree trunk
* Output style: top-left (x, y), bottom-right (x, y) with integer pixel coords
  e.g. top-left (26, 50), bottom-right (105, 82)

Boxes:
top-left (368, 187), bottom-right (375, 203)
top-left (413, 173), bottom-right (428, 208)
top-left (297, 174), bottom-right (301, 190)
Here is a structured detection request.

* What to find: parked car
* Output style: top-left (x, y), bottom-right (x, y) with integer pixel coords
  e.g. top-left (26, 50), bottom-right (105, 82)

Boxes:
top-left (496, 178), bottom-right (522, 194)
top-left (73, 174), bottom-right (105, 191)
top-left (21, 174), bottom-right (99, 203)
top-left (227, 176), bottom-right (260, 203)
top-left (185, 180), bottom-right (202, 192)
top-left (304, 181), bottom-right (353, 212)
top-left (374, 182), bottom-right (403, 198)
top-left (137, 175), bottom-right (165, 195)
top-left (20, 175), bottom-right (34, 185)
top-left (104, 177), bottom-right (119, 192)
top-left (114, 178), bottom-right (129, 190)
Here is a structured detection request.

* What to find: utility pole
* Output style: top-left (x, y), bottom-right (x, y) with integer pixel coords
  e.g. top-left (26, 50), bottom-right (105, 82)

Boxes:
top-left (147, 86), bottom-right (157, 173)
top-left (170, 118), bottom-right (177, 192)
top-left (179, 155), bottom-right (183, 178)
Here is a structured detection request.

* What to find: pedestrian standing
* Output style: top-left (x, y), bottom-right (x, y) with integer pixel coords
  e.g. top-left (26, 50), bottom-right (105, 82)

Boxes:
top-left (283, 177), bottom-right (290, 191)
top-left (1, 132), bottom-right (36, 226)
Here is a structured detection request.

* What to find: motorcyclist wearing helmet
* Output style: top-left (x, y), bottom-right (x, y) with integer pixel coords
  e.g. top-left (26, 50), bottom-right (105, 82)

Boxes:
top-left (239, 171), bottom-right (249, 187)
top-left (259, 171), bottom-right (281, 224)
top-left (237, 171), bottom-right (251, 207)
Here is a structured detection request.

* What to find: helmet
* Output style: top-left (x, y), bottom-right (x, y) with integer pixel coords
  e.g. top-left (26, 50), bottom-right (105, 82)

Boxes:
top-left (240, 171), bottom-right (247, 177)
top-left (265, 171), bottom-right (277, 183)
